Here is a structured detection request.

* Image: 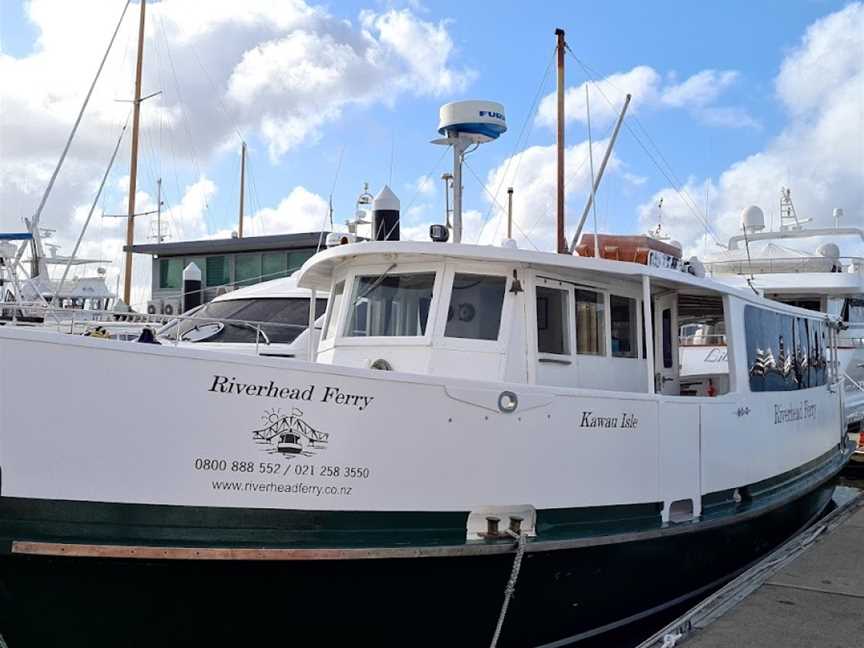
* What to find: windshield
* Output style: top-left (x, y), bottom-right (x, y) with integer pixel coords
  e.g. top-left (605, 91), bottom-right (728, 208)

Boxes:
top-left (345, 272), bottom-right (436, 337)
top-left (158, 298), bottom-right (326, 344)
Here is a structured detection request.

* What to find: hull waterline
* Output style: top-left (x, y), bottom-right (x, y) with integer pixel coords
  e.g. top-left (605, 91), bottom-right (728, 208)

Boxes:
top-left (0, 477), bottom-right (840, 647)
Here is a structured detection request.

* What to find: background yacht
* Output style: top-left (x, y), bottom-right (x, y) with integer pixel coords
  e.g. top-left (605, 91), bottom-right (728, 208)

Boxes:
top-left (695, 192), bottom-right (864, 436)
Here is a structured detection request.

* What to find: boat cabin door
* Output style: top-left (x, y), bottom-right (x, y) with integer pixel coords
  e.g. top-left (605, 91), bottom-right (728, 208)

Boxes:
top-left (654, 293), bottom-right (680, 395)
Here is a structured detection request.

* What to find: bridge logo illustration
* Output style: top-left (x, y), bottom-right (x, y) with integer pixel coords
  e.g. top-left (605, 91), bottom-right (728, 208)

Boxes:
top-left (251, 408), bottom-right (329, 457)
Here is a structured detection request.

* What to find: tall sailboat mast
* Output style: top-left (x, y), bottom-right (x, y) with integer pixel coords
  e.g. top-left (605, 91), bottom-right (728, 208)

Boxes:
top-left (122, 0), bottom-right (146, 305)
top-left (555, 28), bottom-right (566, 254)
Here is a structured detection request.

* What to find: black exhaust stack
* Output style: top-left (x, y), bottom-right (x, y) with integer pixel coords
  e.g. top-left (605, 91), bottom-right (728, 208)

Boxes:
top-left (372, 185), bottom-right (400, 241)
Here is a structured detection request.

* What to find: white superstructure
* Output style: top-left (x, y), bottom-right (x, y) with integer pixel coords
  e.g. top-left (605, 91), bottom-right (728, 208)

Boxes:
top-left (702, 197), bottom-right (864, 431)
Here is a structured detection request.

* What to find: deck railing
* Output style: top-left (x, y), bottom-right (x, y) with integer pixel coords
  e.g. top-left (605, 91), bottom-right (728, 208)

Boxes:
top-left (706, 256), bottom-right (864, 276)
top-left (0, 302), bottom-right (312, 355)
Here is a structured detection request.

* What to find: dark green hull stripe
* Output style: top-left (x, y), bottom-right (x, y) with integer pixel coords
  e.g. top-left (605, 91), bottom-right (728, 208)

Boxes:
top-left (0, 444), bottom-right (849, 551)
top-left (701, 445), bottom-right (843, 517)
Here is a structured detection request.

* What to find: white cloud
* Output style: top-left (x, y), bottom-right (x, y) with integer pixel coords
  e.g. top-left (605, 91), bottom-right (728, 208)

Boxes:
top-left (537, 66), bottom-right (660, 129)
top-left (660, 70), bottom-right (738, 108)
top-left (537, 65), bottom-right (752, 131)
top-left (473, 139), bottom-right (619, 251)
top-left (698, 106), bottom-right (761, 130)
top-left (414, 174), bottom-right (436, 196)
top-left (233, 186), bottom-right (330, 238)
top-left (638, 3), bottom-right (864, 256)
top-left (0, 0), bottom-right (474, 307)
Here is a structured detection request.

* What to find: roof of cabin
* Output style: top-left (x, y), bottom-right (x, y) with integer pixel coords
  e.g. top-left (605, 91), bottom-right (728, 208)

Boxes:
top-left (295, 240), bottom-right (839, 320)
top-left (126, 232), bottom-right (329, 257)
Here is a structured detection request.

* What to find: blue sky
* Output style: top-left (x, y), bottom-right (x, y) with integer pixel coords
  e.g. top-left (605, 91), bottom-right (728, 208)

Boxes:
top-left (1, 0), bottom-right (861, 303)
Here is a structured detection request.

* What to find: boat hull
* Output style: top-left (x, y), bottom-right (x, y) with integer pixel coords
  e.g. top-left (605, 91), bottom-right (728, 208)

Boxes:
top-left (0, 480), bottom-right (837, 648)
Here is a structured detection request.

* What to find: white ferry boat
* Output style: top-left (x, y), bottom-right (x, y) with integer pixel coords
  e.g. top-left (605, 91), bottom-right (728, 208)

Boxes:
top-left (0, 58), bottom-right (853, 643)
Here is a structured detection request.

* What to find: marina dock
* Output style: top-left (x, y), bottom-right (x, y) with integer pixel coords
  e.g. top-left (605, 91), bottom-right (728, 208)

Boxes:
top-left (639, 488), bottom-right (864, 647)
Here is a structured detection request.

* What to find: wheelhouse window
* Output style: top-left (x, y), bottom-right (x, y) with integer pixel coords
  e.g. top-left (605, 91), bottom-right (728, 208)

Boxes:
top-left (610, 295), bottom-right (638, 358)
top-left (345, 272), bottom-right (436, 337)
top-left (744, 305), bottom-right (827, 391)
top-left (444, 274), bottom-right (506, 341)
top-left (537, 286), bottom-right (569, 355)
top-left (323, 281), bottom-right (344, 340)
top-left (574, 289), bottom-right (605, 355)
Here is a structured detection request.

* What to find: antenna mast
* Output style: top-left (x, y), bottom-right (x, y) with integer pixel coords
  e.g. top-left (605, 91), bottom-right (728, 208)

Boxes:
top-left (238, 141), bottom-right (246, 238)
top-left (555, 28), bottom-right (566, 254)
top-left (122, 0), bottom-right (147, 305)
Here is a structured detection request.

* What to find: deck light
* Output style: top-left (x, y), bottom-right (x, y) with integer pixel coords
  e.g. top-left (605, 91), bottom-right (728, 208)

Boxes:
top-left (429, 224), bottom-right (449, 243)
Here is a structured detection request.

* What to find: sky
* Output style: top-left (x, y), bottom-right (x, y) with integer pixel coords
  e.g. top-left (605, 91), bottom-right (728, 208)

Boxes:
top-left (0, 0), bottom-right (862, 308)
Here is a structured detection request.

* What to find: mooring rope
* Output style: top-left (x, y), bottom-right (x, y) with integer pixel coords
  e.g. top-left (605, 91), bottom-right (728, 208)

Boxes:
top-left (489, 531), bottom-right (528, 648)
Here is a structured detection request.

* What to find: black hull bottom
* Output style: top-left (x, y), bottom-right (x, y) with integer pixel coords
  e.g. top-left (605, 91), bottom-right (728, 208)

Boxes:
top-left (0, 483), bottom-right (835, 648)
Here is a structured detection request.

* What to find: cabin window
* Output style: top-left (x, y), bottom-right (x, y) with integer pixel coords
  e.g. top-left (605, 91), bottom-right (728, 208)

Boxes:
top-left (574, 289), bottom-right (605, 355)
top-left (159, 258), bottom-right (183, 290)
top-left (662, 309), bottom-right (673, 368)
top-left (323, 281), bottom-right (344, 340)
top-left (842, 298), bottom-right (864, 323)
top-left (444, 274), bottom-right (506, 341)
top-left (744, 305), bottom-right (827, 391)
top-left (235, 254), bottom-right (262, 287)
top-left (774, 296), bottom-right (822, 312)
top-left (537, 287), bottom-right (570, 355)
top-left (288, 248), bottom-right (315, 272)
top-left (263, 253), bottom-right (288, 281)
top-left (610, 295), bottom-right (638, 358)
top-left (206, 256), bottom-right (230, 287)
top-left (345, 273), bottom-right (436, 337)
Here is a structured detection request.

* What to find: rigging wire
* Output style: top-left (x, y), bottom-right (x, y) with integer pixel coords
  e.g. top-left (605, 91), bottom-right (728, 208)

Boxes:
top-left (30, 0), bottom-right (132, 232)
top-left (480, 46), bottom-right (557, 244)
top-left (155, 12), bottom-right (213, 232)
top-left (189, 40), bottom-right (246, 145)
top-left (329, 147), bottom-right (346, 231)
top-left (564, 47), bottom-right (725, 248)
top-left (149, 9), bottom-right (183, 240)
top-left (463, 157), bottom-right (539, 251)
top-left (381, 143), bottom-right (454, 242)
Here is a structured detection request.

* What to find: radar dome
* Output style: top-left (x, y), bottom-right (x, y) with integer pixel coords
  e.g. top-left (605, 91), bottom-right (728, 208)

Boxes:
top-left (817, 243), bottom-right (840, 260)
top-left (438, 100), bottom-right (507, 143)
top-left (741, 205), bottom-right (765, 233)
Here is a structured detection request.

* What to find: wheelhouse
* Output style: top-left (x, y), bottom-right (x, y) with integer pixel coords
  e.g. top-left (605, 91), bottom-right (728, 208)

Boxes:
top-left (297, 240), bottom-right (838, 398)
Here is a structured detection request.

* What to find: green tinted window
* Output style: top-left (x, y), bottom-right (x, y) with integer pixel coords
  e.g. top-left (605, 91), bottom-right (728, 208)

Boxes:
top-left (288, 248), bottom-right (315, 272)
top-left (262, 253), bottom-right (287, 280)
top-left (235, 254), bottom-right (262, 287)
top-left (206, 256), bottom-right (229, 286)
top-left (159, 258), bottom-right (183, 289)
